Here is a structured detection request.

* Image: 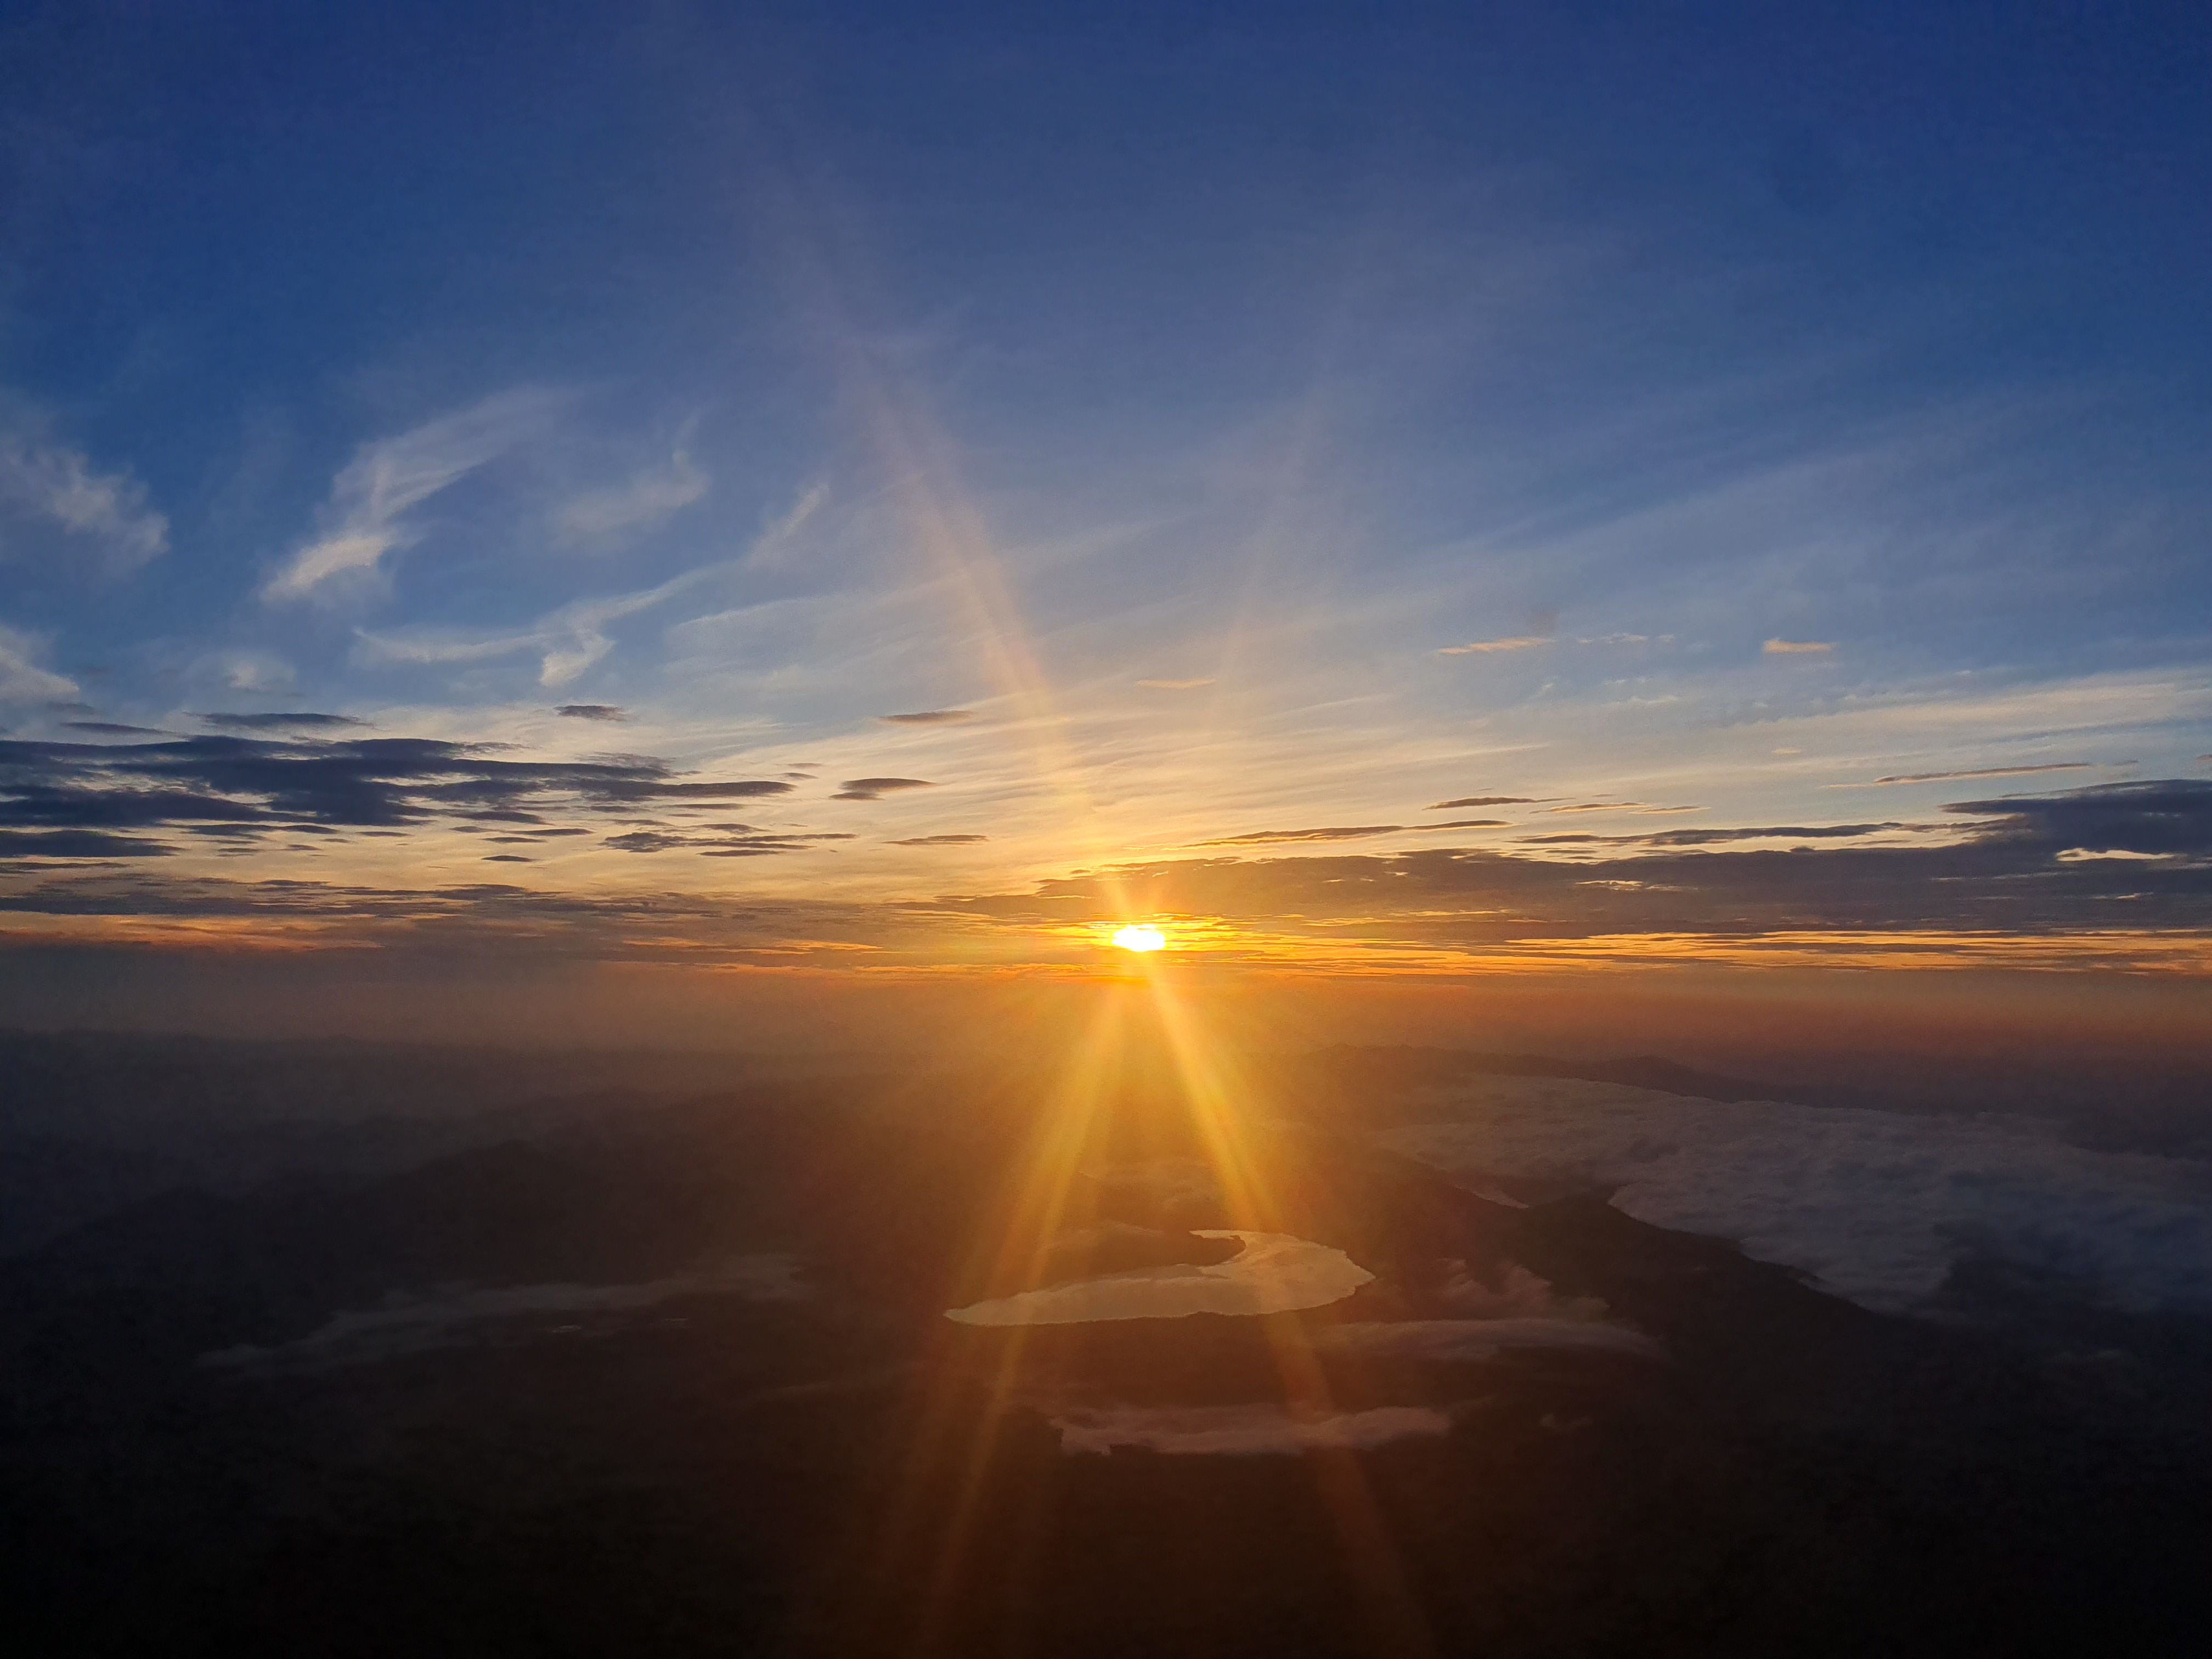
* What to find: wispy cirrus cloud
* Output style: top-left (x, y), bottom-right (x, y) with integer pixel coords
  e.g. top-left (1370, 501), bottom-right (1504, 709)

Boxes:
top-left (1137, 678), bottom-right (1216, 690)
top-left (878, 709), bottom-right (974, 725)
top-left (832, 777), bottom-right (936, 802)
top-left (0, 426), bottom-right (168, 575)
top-left (198, 712), bottom-right (370, 732)
top-left (1866, 761), bottom-right (2097, 786)
top-left (1438, 636), bottom-right (1551, 655)
top-left (552, 439), bottom-right (709, 546)
top-left (1436, 635), bottom-right (1656, 658)
top-left (262, 388), bottom-right (567, 604)
top-left (1198, 825), bottom-right (1405, 845)
top-left (356, 561), bottom-right (713, 687)
top-left (1531, 802), bottom-right (1701, 816)
top-left (351, 478), bottom-right (823, 685)
top-left (0, 625), bottom-right (78, 704)
top-left (743, 479), bottom-right (830, 569)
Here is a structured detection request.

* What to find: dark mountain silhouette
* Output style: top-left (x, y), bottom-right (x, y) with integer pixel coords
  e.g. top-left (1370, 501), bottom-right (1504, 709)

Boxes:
top-left (2, 1039), bottom-right (2208, 1656)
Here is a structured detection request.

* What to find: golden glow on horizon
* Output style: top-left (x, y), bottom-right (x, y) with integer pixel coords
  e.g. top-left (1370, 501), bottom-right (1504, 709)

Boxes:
top-left (862, 918), bottom-right (1431, 1651)
top-left (8, 906), bottom-right (2209, 979)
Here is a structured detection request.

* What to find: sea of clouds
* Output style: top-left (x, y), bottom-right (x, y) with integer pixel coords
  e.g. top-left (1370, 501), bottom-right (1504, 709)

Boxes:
top-left (1381, 1079), bottom-right (2212, 1313)
top-left (945, 1231), bottom-right (1373, 1325)
top-left (199, 1253), bottom-right (805, 1371)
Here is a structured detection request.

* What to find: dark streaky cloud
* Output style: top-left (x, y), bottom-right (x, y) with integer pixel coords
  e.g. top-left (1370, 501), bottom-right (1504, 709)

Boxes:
top-left (1644, 823), bottom-right (1900, 846)
top-left (1943, 780), bottom-right (2212, 855)
top-left (4, 782), bottom-right (2207, 973)
top-left (0, 829), bottom-right (173, 859)
top-left (1199, 826), bottom-right (1404, 845)
top-left (1428, 797), bottom-right (1536, 809)
top-left (607, 827), bottom-right (854, 855)
top-left (1872, 762), bottom-right (2096, 786)
top-left (0, 736), bottom-right (792, 859)
top-left (960, 780), bottom-right (2212, 944)
top-left (198, 713), bottom-right (371, 731)
top-left (833, 778), bottom-right (936, 802)
top-left (1516, 823), bottom-right (1900, 848)
top-left (555, 705), bottom-right (628, 722)
top-left (8, 781), bottom-right (2207, 967)
top-left (877, 710), bottom-right (974, 725)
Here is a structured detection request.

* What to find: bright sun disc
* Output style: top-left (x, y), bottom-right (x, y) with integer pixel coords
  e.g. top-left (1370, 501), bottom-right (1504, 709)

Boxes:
top-left (1111, 924), bottom-right (1167, 952)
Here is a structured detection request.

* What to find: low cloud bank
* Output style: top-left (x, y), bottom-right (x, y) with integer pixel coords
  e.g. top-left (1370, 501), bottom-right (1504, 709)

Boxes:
top-left (958, 779), bottom-right (2212, 955)
top-left (1440, 1259), bottom-right (1608, 1320)
top-left (200, 1254), bottom-right (803, 1372)
top-left (1053, 1402), bottom-right (1451, 1455)
top-left (946, 1231), bottom-right (1372, 1325)
top-left (1382, 1079), bottom-right (2212, 1312)
top-left (1319, 1319), bottom-right (1663, 1362)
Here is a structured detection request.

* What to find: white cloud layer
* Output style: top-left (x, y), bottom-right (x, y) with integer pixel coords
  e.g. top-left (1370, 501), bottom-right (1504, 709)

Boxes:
top-left (1381, 1079), bottom-right (2212, 1313)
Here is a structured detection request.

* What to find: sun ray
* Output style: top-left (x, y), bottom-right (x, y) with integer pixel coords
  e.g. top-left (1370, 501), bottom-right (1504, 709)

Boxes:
top-left (1135, 956), bottom-right (1437, 1654)
top-left (854, 993), bottom-right (1125, 1653)
top-left (741, 119), bottom-right (1430, 1657)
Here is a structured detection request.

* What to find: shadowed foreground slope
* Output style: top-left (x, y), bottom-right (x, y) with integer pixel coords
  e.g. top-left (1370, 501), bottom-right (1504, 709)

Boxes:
top-left (3, 1058), bottom-right (2208, 1657)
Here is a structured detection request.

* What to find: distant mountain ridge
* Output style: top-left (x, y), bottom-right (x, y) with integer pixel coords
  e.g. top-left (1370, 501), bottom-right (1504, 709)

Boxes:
top-left (1301, 1045), bottom-right (1836, 1107)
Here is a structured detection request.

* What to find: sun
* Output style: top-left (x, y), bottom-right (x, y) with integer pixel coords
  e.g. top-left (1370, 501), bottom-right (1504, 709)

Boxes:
top-left (1110, 924), bottom-right (1167, 952)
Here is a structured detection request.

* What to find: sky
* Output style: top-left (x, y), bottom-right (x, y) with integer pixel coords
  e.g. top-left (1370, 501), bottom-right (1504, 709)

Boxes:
top-left (2, 1), bottom-right (2209, 1049)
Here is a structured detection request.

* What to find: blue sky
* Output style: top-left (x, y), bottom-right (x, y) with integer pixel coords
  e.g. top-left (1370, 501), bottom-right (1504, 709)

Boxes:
top-left (2, 2), bottom-right (2209, 1020)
